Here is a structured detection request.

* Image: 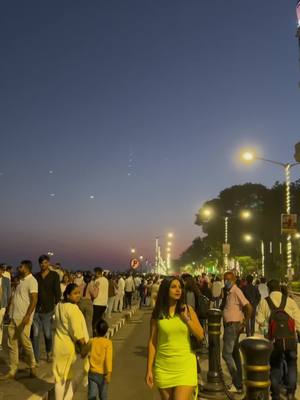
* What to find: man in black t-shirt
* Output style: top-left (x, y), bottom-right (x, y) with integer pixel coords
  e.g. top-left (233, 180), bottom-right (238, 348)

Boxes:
top-left (32, 255), bottom-right (61, 363)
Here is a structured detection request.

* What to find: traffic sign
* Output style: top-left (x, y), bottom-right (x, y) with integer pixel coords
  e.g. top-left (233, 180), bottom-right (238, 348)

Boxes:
top-left (130, 258), bottom-right (140, 269)
top-left (281, 214), bottom-right (297, 234)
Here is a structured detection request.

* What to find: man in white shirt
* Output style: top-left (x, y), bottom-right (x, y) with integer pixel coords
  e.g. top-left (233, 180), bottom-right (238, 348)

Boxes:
top-left (134, 275), bottom-right (141, 301)
top-left (0, 260), bottom-right (38, 380)
top-left (114, 275), bottom-right (125, 312)
top-left (92, 268), bottom-right (108, 331)
top-left (257, 277), bottom-right (269, 300)
top-left (124, 274), bottom-right (135, 309)
top-left (256, 279), bottom-right (300, 400)
top-left (74, 271), bottom-right (84, 287)
top-left (212, 276), bottom-right (223, 308)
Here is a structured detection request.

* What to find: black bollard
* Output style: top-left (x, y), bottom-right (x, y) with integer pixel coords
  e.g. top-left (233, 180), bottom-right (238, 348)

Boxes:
top-left (200, 308), bottom-right (227, 399)
top-left (240, 337), bottom-right (273, 400)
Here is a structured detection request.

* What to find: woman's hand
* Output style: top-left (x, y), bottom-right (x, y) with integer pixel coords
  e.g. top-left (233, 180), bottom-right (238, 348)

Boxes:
top-left (180, 305), bottom-right (191, 324)
top-left (145, 370), bottom-right (154, 388)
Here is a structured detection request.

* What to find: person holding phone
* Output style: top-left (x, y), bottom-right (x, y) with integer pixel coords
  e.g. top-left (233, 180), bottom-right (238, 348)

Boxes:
top-left (146, 276), bottom-right (204, 400)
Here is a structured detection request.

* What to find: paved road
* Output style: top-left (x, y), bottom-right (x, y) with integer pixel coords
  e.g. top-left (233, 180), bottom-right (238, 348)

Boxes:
top-left (74, 308), bottom-right (160, 400)
top-left (74, 307), bottom-right (300, 400)
top-left (1, 298), bottom-right (299, 399)
top-left (0, 307), bottom-right (137, 400)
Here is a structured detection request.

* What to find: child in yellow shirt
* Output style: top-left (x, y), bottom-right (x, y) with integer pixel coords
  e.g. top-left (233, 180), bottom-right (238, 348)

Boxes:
top-left (88, 319), bottom-right (113, 400)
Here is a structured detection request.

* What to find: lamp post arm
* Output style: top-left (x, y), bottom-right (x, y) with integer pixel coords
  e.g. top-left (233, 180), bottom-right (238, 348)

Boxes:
top-left (290, 162), bottom-right (300, 168)
top-left (255, 157), bottom-right (286, 167)
top-left (255, 158), bottom-right (300, 169)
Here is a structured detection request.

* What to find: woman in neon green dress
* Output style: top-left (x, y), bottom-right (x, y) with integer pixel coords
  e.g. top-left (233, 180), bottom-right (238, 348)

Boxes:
top-left (146, 277), bottom-right (204, 400)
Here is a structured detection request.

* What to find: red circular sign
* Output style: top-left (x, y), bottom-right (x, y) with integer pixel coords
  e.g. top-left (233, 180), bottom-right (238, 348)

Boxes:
top-left (130, 258), bottom-right (140, 269)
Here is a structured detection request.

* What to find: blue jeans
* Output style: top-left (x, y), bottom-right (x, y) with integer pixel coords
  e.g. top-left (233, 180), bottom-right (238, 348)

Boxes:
top-left (270, 349), bottom-right (297, 399)
top-left (88, 372), bottom-right (108, 400)
top-left (222, 322), bottom-right (243, 390)
top-left (32, 311), bottom-right (53, 362)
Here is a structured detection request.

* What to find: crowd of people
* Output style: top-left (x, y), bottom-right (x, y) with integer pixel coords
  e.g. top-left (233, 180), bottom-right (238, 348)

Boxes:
top-left (0, 256), bottom-right (145, 400)
top-left (0, 258), bottom-right (299, 400)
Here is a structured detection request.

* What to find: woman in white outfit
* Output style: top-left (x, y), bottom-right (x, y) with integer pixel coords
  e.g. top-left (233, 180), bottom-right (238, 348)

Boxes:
top-left (53, 284), bottom-right (89, 400)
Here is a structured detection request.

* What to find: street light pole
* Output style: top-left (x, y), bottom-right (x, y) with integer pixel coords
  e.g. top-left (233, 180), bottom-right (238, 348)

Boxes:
top-left (242, 152), bottom-right (300, 280)
top-left (155, 237), bottom-right (159, 274)
top-left (224, 217), bottom-right (229, 272)
top-left (261, 240), bottom-right (265, 277)
top-left (285, 164), bottom-right (293, 279)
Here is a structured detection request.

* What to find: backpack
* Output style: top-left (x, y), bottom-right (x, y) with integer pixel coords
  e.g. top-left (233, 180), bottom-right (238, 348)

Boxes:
top-left (265, 295), bottom-right (297, 351)
top-left (195, 293), bottom-right (210, 320)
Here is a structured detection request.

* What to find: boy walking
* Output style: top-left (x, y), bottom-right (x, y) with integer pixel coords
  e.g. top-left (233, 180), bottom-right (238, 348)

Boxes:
top-left (88, 319), bottom-right (112, 400)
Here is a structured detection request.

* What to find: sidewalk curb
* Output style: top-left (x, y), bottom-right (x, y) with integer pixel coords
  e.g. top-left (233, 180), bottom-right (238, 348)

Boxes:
top-left (36, 305), bottom-right (139, 400)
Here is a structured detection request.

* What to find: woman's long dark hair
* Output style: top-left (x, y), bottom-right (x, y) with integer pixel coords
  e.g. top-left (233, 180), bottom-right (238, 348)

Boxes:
top-left (63, 283), bottom-right (78, 302)
top-left (152, 277), bottom-right (185, 320)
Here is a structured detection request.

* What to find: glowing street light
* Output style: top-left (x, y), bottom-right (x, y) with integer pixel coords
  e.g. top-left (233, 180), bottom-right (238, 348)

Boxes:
top-left (241, 151), bottom-right (255, 162)
top-left (202, 208), bottom-right (213, 219)
top-left (294, 233), bottom-right (300, 239)
top-left (167, 232), bottom-right (174, 239)
top-left (243, 234), bottom-right (253, 243)
top-left (240, 210), bottom-right (252, 220)
top-left (240, 147), bottom-right (300, 279)
top-left (130, 248), bottom-right (136, 254)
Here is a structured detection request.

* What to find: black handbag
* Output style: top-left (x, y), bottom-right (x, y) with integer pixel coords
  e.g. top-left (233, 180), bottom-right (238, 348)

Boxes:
top-left (186, 305), bottom-right (203, 352)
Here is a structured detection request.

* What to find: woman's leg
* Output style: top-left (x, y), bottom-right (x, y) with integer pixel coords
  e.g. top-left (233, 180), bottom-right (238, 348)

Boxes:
top-left (173, 386), bottom-right (195, 400)
top-left (158, 388), bottom-right (174, 400)
top-left (64, 380), bottom-right (74, 400)
top-left (55, 381), bottom-right (66, 400)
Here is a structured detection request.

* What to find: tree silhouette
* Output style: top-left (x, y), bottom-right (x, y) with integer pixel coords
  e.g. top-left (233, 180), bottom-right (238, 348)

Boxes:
top-left (179, 182), bottom-right (300, 279)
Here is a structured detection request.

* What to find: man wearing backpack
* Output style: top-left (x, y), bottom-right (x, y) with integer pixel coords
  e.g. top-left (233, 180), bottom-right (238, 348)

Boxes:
top-left (256, 279), bottom-right (300, 400)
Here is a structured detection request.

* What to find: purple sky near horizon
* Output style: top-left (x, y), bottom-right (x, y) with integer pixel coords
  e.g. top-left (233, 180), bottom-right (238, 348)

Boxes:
top-left (0, 1), bottom-right (299, 271)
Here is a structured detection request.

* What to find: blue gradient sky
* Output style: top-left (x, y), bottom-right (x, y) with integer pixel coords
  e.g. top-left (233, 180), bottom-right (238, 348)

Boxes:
top-left (0, 1), bottom-right (299, 270)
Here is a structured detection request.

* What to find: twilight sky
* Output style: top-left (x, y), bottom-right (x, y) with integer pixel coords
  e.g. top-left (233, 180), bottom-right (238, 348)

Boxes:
top-left (0, 1), bottom-right (299, 271)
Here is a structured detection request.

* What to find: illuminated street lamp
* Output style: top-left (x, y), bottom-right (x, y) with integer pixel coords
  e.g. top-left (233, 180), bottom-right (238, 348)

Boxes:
top-left (201, 208), bottom-right (252, 273)
top-left (130, 248), bottom-right (136, 254)
top-left (202, 208), bottom-right (214, 219)
top-left (240, 210), bottom-right (252, 220)
top-left (241, 149), bottom-right (300, 279)
top-left (155, 233), bottom-right (174, 273)
top-left (242, 152), bottom-right (255, 162)
top-left (243, 234), bottom-right (265, 277)
top-left (243, 234), bottom-right (253, 243)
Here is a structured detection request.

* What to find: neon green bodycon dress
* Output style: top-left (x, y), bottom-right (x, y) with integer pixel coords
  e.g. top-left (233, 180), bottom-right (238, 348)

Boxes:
top-left (154, 314), bottom-right (197, 388)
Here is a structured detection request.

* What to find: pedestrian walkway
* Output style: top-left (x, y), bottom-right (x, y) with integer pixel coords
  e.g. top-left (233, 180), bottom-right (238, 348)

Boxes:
top-left (74, 308), bottom-right (300, 400)
top-left (0, 306), bottom-right (138, 400)
top-left (74, 308), bottom-right (160, 400)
